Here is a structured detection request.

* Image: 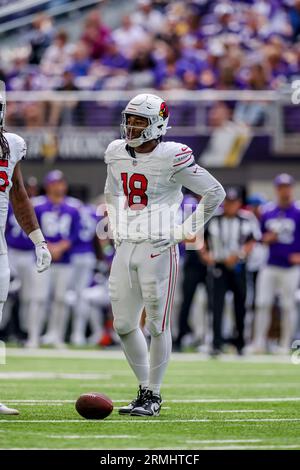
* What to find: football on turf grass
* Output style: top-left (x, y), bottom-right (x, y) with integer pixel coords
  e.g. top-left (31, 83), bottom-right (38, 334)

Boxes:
top-left (75, 392), bottom-right (113, 419)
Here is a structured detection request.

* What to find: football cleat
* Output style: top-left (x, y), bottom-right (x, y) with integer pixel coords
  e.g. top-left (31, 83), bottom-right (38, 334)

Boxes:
top-left (130, 390), bottom-right (162, 417)
top-left (118, 386), bottom-right (148, 415)
top-left (0, 403), bottom-right (19, 415)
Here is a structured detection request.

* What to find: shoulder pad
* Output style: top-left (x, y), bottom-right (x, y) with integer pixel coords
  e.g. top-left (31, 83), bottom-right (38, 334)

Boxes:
top-left (168, 141), bottom-right (195, 171)
top-left (104, 139), bottom-right (125, 164)
top-left (5, 132), bottom-right (26, 162)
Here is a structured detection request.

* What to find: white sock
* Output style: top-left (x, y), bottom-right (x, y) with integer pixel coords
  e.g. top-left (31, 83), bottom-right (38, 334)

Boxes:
top-left (119, 328), bottom-right (149, 388)
top-left (71, 296), bottom-right (87, 342)
top-left (54, 301), bottom-right (69, 344)
top-left (280, 307), bottom-right (297, 350)
top-left (46, 300), bottom-right (69, 344)
top-left (253, 306), bottom-right (272, 349)
top-left (149, 328), bottom-right (172, 395)
top-left (27, 301), bottom-right (47, 344)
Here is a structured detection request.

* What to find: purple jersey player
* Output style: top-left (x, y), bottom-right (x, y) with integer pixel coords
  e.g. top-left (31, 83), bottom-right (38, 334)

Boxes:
top-left (251, 174), bottom-right (300, 354)
top-left (67, 199), bottom-right (99, 345)
top-left (34, 195), bottom-right (80, 264)
top-left (26, 171), bottom-right (80, 348)
top-left (6, 204), bottom-right (34, 252)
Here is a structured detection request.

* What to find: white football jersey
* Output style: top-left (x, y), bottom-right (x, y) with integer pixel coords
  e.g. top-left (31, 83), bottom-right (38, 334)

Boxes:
top-left (104, 139), bottom-right (197, 241)
top-left (0, 132), bottom-right (27, 254)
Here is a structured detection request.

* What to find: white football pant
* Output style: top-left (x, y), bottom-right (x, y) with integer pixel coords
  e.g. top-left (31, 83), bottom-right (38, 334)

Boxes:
top-left (109, 241), bottom-right (179, 393)
top-left (27, 263), bottom-right (72, 346)
top-left (254, 265), bottom-right (300, 350)
top-left (69, 252), bottom-right (96, 344)
top-left (0, 253), bottom-right (10, 325)
top-left (8, 248), bottom-right (34, 332)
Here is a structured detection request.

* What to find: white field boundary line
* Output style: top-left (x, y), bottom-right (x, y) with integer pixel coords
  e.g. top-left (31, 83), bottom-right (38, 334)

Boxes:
top-left (46, 435), bottom-right (135, 439)
top-left (3, 397), bottom-right (300, 403)
top-left (1, 418), bottom-right (300, 423)
top-left (0, 372), bottom-right (112, 380)
top-left (187, 439), bottom-right (263, 444)
top-left (75, 383), bottom-right (300, 388)
top-left (1, 373), bottom-right (299, 388)
top-left (5, 348), bottom-right (293, 363)
top-left (204, 410), bottom-right (274, 413)
top-left (0, 403), bottom-right (170, 410)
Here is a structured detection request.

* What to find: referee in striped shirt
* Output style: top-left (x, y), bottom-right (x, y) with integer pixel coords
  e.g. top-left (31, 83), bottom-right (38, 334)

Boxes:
top-left (201, 187), bottom-right (261, 355)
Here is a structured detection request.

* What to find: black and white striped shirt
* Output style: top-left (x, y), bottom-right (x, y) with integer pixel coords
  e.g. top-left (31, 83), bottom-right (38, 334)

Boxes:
top-left (205, 209), bottom-right (261, 262)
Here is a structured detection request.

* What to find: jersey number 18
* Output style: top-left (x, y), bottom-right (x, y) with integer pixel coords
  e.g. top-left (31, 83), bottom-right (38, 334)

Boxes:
top-left (121, 173), bottom-right (148, 210)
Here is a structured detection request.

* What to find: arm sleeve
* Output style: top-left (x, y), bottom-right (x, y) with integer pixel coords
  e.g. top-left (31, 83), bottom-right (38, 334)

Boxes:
top-left (172, 163), bottom-right (226, 237)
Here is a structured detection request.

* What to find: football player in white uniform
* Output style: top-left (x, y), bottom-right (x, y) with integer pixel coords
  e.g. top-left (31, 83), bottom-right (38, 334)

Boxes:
top-left (104, 94), bottom-right (225, 416)
top-left (0, 83), bottom-right (51, 415)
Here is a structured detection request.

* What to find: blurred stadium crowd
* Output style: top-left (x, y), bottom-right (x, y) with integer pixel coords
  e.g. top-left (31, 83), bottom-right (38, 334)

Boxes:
top-left (1, 0), bottom-right (300, 92)
top-left (1, 169), bottom-right (300, 356)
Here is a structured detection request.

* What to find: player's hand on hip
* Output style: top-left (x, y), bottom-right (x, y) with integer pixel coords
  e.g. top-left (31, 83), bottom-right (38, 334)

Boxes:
top-left (150, 226), bottom-right (185, 253)
top-left (35, 242), bottom-right (52, 273)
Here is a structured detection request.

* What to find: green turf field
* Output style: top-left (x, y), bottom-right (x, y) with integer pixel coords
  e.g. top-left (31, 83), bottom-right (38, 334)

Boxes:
top-left (0, 349), bottom-right (300, 450)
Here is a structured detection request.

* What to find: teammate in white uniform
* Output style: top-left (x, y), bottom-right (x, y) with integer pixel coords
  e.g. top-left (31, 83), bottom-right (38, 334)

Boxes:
top-left (0, 83), bottom-right (51, 415)
top-left (104, 94), bottom-right (225, 416)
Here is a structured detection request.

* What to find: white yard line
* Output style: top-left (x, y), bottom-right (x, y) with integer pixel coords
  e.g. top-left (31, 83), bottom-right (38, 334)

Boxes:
top-left (75, 383), bottom-right (300, 388)
top-left (187, 439), bottom-right (262, 444)
top-left (1, 373), bottom-right (299, 388)
top-left (3, 403), bottom-right (170, 410)
top-left (46, 435), bottom-right (135, 439)
top-left (5, 348), bottom-right (293, 363)
top-left (1, 418), bottom-right (300, 423)
top-left (0, 372), bottom-right (111, 380)
top-left (3, 397), bottom-right (300, 404)
top-left (204, 410), bottom-right (274, 413)
top-left (7, 403), bottom-right (65, 406)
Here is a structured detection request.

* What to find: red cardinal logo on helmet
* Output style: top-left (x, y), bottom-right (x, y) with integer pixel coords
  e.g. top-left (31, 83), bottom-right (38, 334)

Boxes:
top-left (159, 102), bottom-right (169, 119)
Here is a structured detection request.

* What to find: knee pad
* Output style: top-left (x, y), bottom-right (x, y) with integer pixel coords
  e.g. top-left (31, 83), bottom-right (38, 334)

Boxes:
top-left (141, 280), bottom-right (169, 336)
top-left (113, 318), bottom-right (135, 336)
top-left (142, 280), bottom-right (160, 308)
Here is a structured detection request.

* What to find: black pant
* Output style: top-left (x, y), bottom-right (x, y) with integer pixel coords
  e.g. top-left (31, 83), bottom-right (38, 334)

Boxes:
top-left (246, 269), bottom-right (259, 311)
top-left (176, 263), bottom-right (207, 345)
top-left (210, 263), bottom-right (247, 351)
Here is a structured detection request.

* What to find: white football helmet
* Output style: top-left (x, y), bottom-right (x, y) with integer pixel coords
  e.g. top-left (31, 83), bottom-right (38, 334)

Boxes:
top-left (120, 93), bottom-right (170, 148)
